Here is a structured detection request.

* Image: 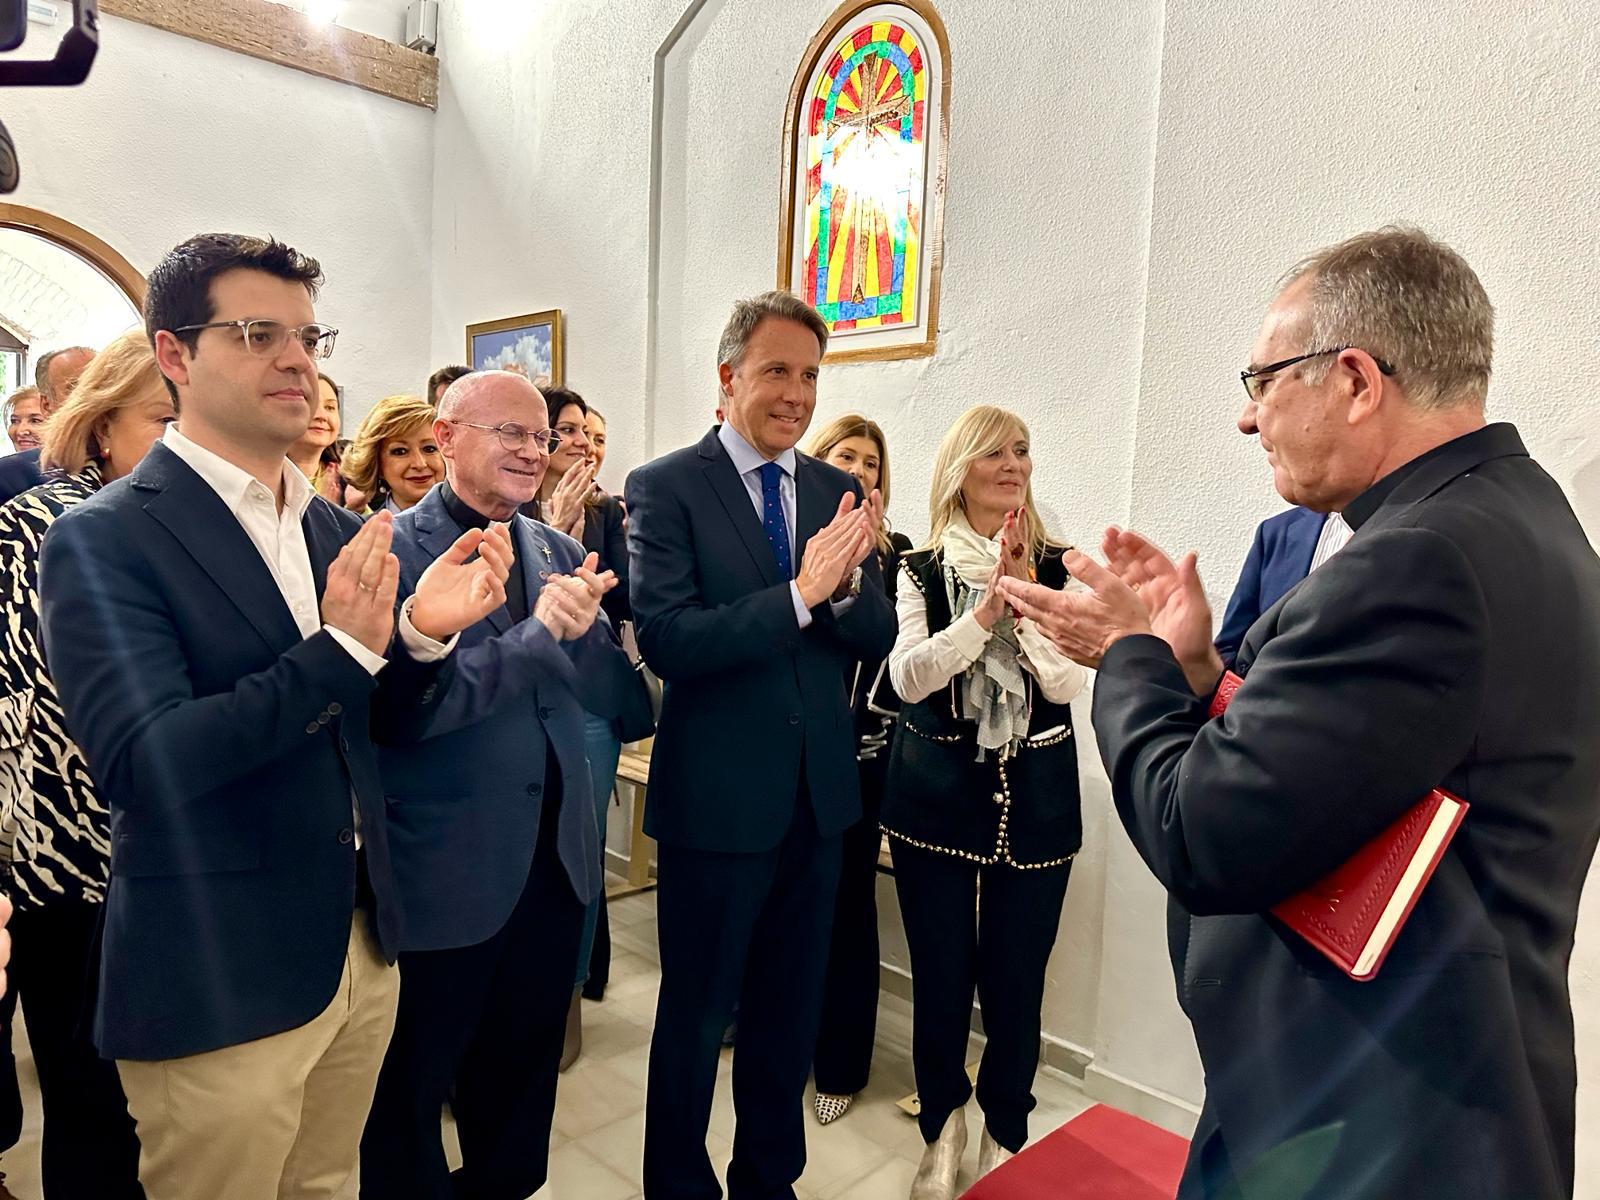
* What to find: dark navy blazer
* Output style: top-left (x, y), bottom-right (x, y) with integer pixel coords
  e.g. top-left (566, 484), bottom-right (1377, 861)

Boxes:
top-left (38, 443), bottom-right (448, 1061)
top-left (0, 447), bottom-right (43, 504)
top-left (1213, 505), bottom-right (1326, 667)
top-left (379, 487), bottom-right (625, 952)
top-left (624, 426), bottom-right (897, 854)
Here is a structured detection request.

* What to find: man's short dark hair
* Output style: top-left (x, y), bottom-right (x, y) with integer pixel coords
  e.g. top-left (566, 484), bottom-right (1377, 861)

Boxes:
top-left (428, 364), bottom-right (471, 404)
top-left (143, 234), bottom-right (324, 402)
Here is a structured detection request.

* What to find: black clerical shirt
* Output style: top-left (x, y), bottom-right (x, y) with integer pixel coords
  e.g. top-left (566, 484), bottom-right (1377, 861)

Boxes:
top-left (1341, 422), bottom-right (1506, 530)
top-left (440, 481), bottom-right (529, 623)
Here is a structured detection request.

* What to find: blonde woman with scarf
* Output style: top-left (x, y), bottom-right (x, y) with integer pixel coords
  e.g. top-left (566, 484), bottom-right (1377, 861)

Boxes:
top-left (883, 405), bottom-right (1088, 1200)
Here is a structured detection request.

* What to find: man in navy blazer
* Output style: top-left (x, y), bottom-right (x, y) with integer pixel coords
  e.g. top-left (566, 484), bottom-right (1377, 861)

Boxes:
top-left (37, 234), bottom-right (508, 1200)
top-left (360, 370), bottom-right (629, 1200)
top-left (627, 292), bottom-right (896, 1200)
top-left (1212, 506), bottom-right (1327, 666)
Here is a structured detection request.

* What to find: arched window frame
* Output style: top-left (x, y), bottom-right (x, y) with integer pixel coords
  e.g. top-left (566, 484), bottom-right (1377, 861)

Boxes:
top-left (777, 0), bottom-right (951, 365)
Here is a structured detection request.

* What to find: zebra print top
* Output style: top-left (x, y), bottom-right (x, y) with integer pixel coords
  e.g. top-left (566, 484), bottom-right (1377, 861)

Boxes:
top-left (0, 465), bottom-right (110, 908)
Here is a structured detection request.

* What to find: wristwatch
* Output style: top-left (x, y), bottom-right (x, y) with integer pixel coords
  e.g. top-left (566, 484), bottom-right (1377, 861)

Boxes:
top-left (846, 566), bottom-right (863, 598)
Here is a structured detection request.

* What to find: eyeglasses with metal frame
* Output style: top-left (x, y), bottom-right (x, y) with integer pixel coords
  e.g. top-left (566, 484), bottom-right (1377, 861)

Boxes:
top-left (1240, 347), bottom-right (1395, 403)
top-left (446, 420), bottom-right (559, 454)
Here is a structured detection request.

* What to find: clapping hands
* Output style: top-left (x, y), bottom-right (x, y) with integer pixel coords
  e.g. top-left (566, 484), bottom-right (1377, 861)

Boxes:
top-left (795, 489), bottom-right (882, 608)
top-left (534, 550), bottom-right (619, 642)
top-left (410, 522), bottom-right (515, 642)
top-left (996, 526), bottom-right (1223, 695)
top-left (321, 513), bottom-right (402, 655)
top-left (975, 508), bottom-right (1030, 630)
top-left (544, 462), bottom-right (597, 538)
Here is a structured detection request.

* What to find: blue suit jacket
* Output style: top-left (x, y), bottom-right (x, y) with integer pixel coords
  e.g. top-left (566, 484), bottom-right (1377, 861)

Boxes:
top-left (0, 447), bottom-right (43, 504)
top-left (379, 487), bottom-right (621, 951)
top-left (1214, 506), bottom-right (1327, 668)
top-left (624, 426), bottom-right (897, 853)
top-left (38, 443), bottom-right (448, 1061)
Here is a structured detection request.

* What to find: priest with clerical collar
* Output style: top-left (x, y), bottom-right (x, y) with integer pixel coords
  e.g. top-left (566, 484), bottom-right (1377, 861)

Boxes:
top-left (1000, 227), bottom-right (1600, 1200)
top-left (359, 369), bottom-right (635, 1200)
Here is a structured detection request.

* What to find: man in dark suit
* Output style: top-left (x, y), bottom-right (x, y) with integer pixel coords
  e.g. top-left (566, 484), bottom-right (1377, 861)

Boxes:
top-left (0, 346), bottom-right (94, 502)
top-left (1002, 227), bottom-right (1600, 1199)
top-left (37, 234), bottom-right (508, 1200)
top-left (1212, 505), bottom-right (1326, 666)
top-left (360, 370), bottom-right (630, 1200)
top-left (626, 292), bottom-right (896, 1200)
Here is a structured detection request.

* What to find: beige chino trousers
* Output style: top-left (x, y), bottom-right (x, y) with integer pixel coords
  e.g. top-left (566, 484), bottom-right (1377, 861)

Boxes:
top-left (117, 916), bottom-right (399, 1200)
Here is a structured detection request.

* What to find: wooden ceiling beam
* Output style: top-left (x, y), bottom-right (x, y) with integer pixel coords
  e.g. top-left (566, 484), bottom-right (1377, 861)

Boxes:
top-left (101, 0), bottom-right (439, 110)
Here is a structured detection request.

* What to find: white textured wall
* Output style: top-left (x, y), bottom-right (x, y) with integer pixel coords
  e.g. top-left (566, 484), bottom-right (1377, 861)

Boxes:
top-left (1, 13), bottom-right (435, 419)
top-left (430, 0), bottom-right (1600, 1178)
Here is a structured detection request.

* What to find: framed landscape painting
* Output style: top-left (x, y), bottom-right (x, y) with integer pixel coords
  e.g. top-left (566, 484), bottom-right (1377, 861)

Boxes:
top-left (466, 309), bottom-right (564, 387)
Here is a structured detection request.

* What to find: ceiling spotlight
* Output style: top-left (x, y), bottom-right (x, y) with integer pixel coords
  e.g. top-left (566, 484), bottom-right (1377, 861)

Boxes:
top-left (303, 0), bottom-right (343, 25)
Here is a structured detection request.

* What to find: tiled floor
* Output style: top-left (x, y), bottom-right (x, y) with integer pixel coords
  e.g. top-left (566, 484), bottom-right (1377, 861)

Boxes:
top-left (0, 889), bottom-right (1095, 1200)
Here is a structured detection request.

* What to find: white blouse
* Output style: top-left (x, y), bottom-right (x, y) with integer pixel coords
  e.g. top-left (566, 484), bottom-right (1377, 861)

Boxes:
top-left (887, 564), bottom-right (1090, 706)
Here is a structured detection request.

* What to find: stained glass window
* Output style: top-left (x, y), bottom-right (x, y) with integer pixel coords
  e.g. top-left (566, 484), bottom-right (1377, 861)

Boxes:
top-left (782, 3), bottom-right (948, 361)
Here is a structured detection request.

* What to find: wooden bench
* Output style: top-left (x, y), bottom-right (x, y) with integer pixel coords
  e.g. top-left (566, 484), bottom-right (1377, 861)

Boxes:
top-left (608, 745), bottom-right (657, 898)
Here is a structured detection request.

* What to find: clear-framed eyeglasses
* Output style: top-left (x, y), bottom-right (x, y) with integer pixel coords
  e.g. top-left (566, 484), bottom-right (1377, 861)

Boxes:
top-left (447, 420), bottom-right (559, 454)
top-left (173, 319), bottom-right (339, 362)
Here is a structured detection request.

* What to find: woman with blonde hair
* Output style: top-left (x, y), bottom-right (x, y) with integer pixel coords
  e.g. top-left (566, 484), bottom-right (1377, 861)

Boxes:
top-left (341, 393), bottom-right (445, 513)
top-left (3, 386), bottom-right (44, 454)
top-left (803, 413), bottom-right (912, 1126)
top-left (882, 404), bottom-right (1088, 1197)
top-left (0, 327), bottom-right (169, 1198)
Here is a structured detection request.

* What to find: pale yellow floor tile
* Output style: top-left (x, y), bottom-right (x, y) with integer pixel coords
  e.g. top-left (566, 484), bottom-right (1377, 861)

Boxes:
top-left (531, 1141), bottom-right (638, 1200)
top-left (552, 1056), bottom-right (647, 1142)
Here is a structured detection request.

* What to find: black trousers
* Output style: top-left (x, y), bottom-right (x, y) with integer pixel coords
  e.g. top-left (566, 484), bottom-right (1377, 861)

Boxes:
top-left (643, 798), bottom-right (842, 1200)
top-left (8, 899), bottom-right (143, 1199)
top-left (811, 756), bottom-right (885, 1097)
top-left (891, 840), bottom-right (1071, 1153)
top-left (359, 792), bottom-right (583, 1200)
top-left (0, 967), bottom-right (18, 1154)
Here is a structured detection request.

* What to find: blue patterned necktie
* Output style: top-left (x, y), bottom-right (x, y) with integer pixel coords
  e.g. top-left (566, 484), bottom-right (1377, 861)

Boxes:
top-left (757, 461), bottom-right (793, 579)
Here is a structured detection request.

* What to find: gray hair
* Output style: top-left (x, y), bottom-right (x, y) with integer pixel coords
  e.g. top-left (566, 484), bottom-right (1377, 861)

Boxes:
top-left (1282, 226), bottom-right (1494, 410)
top-left (35, 346), bottom-right (94, 401)
top-left (716, 291), bottom-right (829, 373)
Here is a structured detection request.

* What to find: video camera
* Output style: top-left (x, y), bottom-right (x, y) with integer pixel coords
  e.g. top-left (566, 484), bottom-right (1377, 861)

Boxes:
top-left (0, 0), bottom-right (101, 191)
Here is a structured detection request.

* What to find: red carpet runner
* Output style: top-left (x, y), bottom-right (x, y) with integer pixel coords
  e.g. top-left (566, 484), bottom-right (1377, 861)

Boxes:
top-left (959, 1103), bottom-right (1189, 1199)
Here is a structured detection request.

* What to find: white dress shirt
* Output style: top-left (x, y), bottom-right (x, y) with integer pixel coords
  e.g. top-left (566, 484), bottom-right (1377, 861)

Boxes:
top-left (717, 421), bottom-right (843, 629)
top-left (1309, 511), bottom-right (1354, 572)
top-left (888, 566), bottom-right (1089, 706)
top-left (162, 425), bottom-right (453, 838)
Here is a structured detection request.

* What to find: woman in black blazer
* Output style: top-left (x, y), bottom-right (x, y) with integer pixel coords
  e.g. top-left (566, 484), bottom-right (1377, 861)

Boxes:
top-left (884, 405), bottom-right (1089, 1199)
top-left (0, 329), bottom-right (172, 1198)
top-left (526, 385), bottom-right (632, 1067)
top-left (804, 414), bottom-right (912, 1126)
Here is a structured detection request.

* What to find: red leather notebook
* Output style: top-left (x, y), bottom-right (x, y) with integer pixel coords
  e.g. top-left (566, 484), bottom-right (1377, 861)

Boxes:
top-left (1208, 671), bottom-right (1468, 981)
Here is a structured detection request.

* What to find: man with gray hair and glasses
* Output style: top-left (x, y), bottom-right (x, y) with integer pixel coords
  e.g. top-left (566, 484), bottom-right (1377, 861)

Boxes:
top-left (0, 344), bottom-right (95, 502)
top-left (1002, 226), bottom-right (1600, 1199)
top-left (627, 291), bottom-right (895, 1200)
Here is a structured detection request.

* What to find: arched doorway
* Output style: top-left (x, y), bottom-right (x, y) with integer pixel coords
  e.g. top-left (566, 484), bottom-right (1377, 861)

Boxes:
top-left (0, 205), bottom-right (144, 450)
top-left (0, 204), bottom-right (145, 307)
